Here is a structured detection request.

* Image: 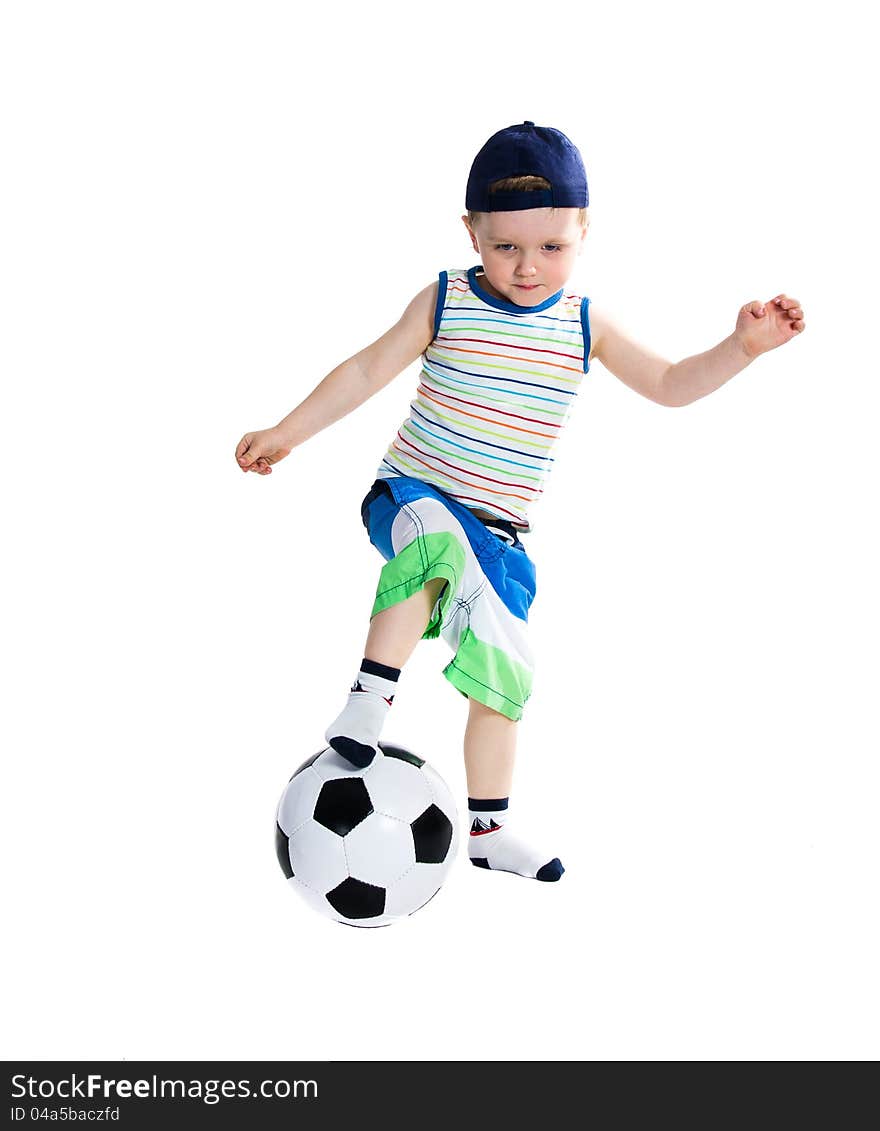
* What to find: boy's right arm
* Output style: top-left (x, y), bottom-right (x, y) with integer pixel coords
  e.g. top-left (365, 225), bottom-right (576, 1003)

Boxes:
top-left (236, 280), bottom-right (439, 474)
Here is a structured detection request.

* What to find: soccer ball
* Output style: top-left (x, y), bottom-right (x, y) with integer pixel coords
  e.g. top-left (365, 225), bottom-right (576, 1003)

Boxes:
top-left (275, 742), bottom-right (459, 927)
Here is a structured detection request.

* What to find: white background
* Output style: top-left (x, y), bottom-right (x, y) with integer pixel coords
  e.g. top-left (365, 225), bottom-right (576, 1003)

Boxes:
top-left (2, 0), bottom-right (877, 1061)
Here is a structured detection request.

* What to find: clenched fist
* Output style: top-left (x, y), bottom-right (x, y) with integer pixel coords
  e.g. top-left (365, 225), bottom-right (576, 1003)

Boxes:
top-left (235, 427), bottom-right (292, 475)
top-left (734, 294), bottom-right (806, 360)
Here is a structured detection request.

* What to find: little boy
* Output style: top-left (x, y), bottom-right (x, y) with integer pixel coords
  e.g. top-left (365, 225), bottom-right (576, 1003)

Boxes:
top-left (236, 121), bottom-right (805, 883)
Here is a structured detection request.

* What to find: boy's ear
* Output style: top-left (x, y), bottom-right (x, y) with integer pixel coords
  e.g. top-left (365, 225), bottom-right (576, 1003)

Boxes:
top-left (577, 221), bottom-right (589, 254)
top-left (461, 214), bottom-right (480, 253)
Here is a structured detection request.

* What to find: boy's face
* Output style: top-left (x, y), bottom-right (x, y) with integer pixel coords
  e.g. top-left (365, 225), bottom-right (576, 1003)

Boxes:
top-left (461, 207), bottom-right (587, 308)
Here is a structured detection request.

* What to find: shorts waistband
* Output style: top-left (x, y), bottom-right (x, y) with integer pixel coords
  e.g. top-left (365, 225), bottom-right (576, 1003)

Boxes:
top-left (476, 516), bottom-right (522, 546)
top-left (362, 478), bottom-right (525, 545)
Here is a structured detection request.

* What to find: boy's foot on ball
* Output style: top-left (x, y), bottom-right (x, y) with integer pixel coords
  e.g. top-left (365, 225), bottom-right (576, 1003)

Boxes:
top-left (467, 799), bottom-right (564, 881)
top-left (324, 658), bottom-right (400, 769)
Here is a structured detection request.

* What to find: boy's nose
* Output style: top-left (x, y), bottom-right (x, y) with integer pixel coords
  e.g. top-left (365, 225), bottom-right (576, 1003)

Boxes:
top-left (515, 260), bottom-right (537, 276)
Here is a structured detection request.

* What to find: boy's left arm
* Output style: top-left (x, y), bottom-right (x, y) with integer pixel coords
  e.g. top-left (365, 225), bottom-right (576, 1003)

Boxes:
top-left (591, 295), bottom-right (806, 408)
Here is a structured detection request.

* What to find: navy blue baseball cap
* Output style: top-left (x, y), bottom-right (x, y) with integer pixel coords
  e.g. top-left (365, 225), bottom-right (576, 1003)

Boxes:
top-left (466, 121), bottom-right (589, 212)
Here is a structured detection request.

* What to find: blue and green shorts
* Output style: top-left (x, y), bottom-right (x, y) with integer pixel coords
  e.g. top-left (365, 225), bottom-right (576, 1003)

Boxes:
top-left (360, 475), bottom-right (537, 722)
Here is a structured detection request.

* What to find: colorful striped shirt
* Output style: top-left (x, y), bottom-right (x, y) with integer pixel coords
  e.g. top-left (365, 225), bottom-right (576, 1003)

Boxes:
top-left (376, 265), bottom-right (591, 532)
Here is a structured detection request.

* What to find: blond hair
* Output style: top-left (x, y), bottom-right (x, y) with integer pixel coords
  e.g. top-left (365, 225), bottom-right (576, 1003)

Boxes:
top-left (467, 175), bottom-right (589, 227)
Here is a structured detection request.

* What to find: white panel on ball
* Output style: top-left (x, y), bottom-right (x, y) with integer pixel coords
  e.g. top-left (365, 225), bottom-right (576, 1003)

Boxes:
top-left (289, 878), bottom-right (337, 921)
top-left (384, 863), bottom-right (447, 919)
top-left (365, 756), bottom-right (434, 823)
top-left (288, 820), bottom-right (348, 891)
top-left (344, 814), bottom-right (416, 888)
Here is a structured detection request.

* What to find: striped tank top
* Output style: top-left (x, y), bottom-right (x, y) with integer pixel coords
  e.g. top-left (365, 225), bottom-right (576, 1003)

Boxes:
top-left (376, 265), bottom-right (591, 532)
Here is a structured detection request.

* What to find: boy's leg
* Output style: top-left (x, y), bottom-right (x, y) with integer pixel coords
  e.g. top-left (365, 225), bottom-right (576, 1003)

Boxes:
top-left (464, 696), bottom-right (564, 881)
top-left (463, 697), bottom-right (517, 798)
top-left (325, 577), bottom-right (447, 766)
top-left (364, 577), bottom-right (447, 669)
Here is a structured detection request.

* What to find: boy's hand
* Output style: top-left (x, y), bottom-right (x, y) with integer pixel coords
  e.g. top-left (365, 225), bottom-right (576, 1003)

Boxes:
top-left (235, 426), bottom-right (292, 475)
top-left (734, 294), bottom-right (806, 360)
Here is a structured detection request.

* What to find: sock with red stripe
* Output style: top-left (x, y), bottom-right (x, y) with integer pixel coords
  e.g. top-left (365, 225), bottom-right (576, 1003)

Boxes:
top-left (324, 657), bottom-right (400, 768)
top-left (467, 797), bottom-right (564, 882)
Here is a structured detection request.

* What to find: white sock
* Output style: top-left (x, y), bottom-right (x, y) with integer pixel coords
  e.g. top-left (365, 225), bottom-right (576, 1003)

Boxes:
top-left (468, 798), bottom-right (564, 882)
top-left (324, 657), bottom-right (400, 768)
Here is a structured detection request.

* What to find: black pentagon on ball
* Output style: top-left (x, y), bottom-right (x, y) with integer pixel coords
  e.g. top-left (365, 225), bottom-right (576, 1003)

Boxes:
top-left (378, 741), bottom-right (425, 768)
top-left (314, 777), bottom-right (373, 836)
top-left (275, 822), bottom-right (294, 879)
top-left (411, 804), bottom-right (453, 863)
top-left (327, 877), bottom-right (386, 920)
top-left (289, 749), bottom-right (324, 781)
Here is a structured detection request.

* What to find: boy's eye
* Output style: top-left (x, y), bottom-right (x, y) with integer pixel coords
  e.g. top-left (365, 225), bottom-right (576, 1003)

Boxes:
top-left (493, 243), bottom-right (562, 252)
